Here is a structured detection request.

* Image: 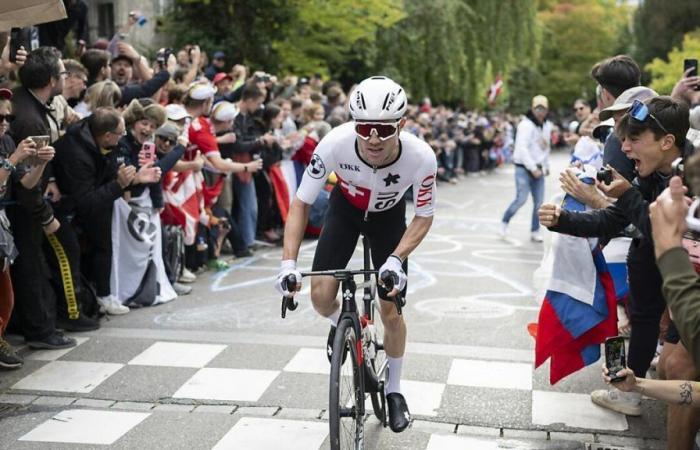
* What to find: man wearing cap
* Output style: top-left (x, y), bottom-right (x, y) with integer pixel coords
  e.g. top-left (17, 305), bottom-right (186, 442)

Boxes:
top-left (205, 51), bottom-right (226, 81)
top-left (111, 43), bottom-right (172, 107)
top-left (212, 73), bottom-right (234, 105)
top-left (499, 95), bottom-right (552, 242)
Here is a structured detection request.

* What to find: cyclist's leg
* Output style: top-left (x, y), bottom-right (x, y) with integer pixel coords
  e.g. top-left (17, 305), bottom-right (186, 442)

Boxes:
top-left (366, 202), bottom-right (408, 394)
top-left (310, 187), bottom-right (361, 322)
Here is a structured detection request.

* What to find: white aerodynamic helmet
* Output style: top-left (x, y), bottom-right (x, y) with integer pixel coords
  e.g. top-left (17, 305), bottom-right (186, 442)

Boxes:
top-left (348, 76), bottom-right (407, 121)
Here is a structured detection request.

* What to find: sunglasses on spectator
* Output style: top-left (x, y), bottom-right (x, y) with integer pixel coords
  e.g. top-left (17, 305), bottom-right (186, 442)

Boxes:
top-left (627, 99), bottom-right (671, 135)
top-left (159, 136), bottom-right (176, 145)
top-left (573, 106), bottom-right (586, 111)
top-left (354, 121), bottom-right (400, 141)
top-left (0, 114), bottom-right (15, 123)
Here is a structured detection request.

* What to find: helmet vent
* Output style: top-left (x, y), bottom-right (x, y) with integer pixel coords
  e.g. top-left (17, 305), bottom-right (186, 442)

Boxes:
top-left (370, 76), bottom-right (386, 80)
top-left (359, 93), bottom-right (367, 110)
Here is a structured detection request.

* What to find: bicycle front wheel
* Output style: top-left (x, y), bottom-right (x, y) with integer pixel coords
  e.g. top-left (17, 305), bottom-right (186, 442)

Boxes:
top-left (329, 317), bottom-right (364, 450)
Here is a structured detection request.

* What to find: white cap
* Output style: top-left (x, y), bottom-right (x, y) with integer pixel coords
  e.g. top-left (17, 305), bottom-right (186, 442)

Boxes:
top-left (211, 101), bottom-right (237, 122)
top-left (187, 82), bottom-right (216, 101)
top-left (165, 104), bottom-right (191, 121)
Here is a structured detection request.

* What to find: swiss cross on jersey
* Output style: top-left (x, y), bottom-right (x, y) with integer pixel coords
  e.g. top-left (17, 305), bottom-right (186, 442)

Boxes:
top-left (336, 174), bottom-right (371, 210)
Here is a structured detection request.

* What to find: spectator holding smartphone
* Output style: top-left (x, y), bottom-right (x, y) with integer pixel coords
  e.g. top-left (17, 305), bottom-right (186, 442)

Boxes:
top-left (6, 46), bottom-right (77, 350)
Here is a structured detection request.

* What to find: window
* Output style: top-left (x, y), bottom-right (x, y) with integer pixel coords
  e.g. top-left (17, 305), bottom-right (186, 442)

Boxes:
top-left (97, 3), bottom-right (115, 39)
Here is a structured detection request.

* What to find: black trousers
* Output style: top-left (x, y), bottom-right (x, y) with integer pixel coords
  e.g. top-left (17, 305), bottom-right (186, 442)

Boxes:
top-left (42, 214), bottom-right (91, 320)
top-left (626, 246), bottom-right (666, 378)
top-left (81, 212), bottom-right (113, 298)
top-left (6, 204), bottom-right (56, 340)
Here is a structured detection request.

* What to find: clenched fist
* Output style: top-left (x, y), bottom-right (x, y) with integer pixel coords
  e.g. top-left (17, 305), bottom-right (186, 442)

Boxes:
top-left (538, 203), bottom-right (561, 228)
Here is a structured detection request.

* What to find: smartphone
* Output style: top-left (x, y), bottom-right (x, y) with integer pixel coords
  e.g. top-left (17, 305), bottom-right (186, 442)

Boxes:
top-left (29, 135), bottom-right (50, 148)
top-left (604, 336), bottom-right (627, 383)
top-left (684, 58), bottom-right (700, 91)
top-left (141, 142), bottom-right (156, 165)
top-left (9, 28), bottom-right (24, 63)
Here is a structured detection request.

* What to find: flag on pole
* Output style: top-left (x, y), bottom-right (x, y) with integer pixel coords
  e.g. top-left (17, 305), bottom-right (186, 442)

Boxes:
top-left (487, 75), bottom-right (503, 105)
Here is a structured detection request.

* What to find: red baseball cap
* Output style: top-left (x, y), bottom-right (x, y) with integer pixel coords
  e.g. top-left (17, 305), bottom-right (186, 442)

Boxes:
top-left (212, 72), bottom-right (233, 85)
top-left (0, 89), bottom-right (12, 100)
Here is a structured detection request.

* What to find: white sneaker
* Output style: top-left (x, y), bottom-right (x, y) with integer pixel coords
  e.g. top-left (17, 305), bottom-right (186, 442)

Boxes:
top-left (591, 389), bottom-right (641, 416)
top-left (179, 267), bottom-right (196, 284)
top-left (498, 222), bottom-right (508, 238)
top-left (531, 232), bottom-right (543, 243)
top-left (97, 296), bottom-right (129, 315)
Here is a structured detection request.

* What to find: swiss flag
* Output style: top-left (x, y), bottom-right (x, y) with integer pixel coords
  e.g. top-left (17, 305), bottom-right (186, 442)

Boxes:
top-left (161, 170), bottom-right (204, 246)
top-left (337, 174), bottom-right (371, 210)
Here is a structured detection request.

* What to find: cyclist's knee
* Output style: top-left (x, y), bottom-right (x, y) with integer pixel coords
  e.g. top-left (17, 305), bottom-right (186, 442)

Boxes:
top-left (379, 301), bottom-right (404, 329)
top-left (310, 277), bottom-right (339, 316)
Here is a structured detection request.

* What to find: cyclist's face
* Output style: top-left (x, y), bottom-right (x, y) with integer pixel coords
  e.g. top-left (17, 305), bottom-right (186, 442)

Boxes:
top-left (356, 118), bottom-right (404, 166)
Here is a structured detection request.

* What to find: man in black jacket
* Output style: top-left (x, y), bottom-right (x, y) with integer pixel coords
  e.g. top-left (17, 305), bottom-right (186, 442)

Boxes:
top-left (7, 46), bottom-right (77, 349)
top-left (53, 108), bottom-right (161, 315)
top-left (539, 97), bottom-right (699, 448)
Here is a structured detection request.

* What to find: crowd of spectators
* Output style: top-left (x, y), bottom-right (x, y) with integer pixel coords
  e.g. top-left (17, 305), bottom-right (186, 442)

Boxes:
top-left (0, 11), bottom-right (522, 372)
top-left (6, 5), bottom-right (700, 449)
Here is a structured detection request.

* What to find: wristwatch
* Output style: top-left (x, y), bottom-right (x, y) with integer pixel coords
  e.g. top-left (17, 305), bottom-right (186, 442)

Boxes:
top-left (0, 158), bottom-right (16, 173)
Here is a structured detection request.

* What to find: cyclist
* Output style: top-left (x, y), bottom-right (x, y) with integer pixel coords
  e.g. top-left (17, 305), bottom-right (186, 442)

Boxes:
top-left (275, 76), bottom-right (437, 433)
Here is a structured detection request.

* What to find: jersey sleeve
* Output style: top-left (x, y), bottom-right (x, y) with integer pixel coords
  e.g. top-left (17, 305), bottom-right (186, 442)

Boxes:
top-left (412, 149), bottom-right (438, 217)
top-left (295, 135), bottom-right (337, 206)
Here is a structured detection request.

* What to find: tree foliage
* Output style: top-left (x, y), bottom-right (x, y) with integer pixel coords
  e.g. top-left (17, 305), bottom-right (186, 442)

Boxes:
top-left (633, 0), bottom-right (700, 67)
top-left (163, 0), bottom-right (540, 107)
top-left (526, 0), bottom-right (631, 110)
top-left (646, 31), bottom-right (700, 95)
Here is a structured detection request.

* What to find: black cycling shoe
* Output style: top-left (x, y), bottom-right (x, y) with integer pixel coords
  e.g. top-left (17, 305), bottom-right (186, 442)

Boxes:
top-left (386, 392), bottom-right (411, 433)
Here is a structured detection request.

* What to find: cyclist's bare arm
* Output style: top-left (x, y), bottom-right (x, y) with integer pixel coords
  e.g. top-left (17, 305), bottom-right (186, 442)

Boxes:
top-left (391, 215), bottom-right (433, 261)
top-left (282, 197), bottom-right (312, 262)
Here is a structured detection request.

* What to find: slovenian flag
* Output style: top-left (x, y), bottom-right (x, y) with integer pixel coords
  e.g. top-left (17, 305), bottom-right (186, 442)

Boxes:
top-left (534, 173), bottom-right (618, 384)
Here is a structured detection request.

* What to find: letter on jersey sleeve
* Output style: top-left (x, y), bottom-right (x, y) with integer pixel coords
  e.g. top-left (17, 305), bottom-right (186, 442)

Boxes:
top-left (413, 153), bottom-right (438, 217)
top-left (295, 137), bottom-right (337, 206)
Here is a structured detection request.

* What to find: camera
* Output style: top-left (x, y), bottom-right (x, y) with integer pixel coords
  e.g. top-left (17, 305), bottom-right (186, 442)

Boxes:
top-left (156, 48), bottom-right (172, 68)
top-left (255, 73), bottom-right (270, 83)
top-left (596, 167), bottom-right (613, 185)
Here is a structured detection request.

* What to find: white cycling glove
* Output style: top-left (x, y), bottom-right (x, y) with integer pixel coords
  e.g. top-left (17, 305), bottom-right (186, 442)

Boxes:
top-left (275, 259), bottom-right (302, 297)
top-left (378, 255), bottom-right (406, 292)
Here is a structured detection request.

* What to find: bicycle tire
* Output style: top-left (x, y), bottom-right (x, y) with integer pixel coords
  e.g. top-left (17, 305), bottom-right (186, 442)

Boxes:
top-left (368, 299), bottom-right (387, 423)
top-left (329, 317), bottom-right (364, 450)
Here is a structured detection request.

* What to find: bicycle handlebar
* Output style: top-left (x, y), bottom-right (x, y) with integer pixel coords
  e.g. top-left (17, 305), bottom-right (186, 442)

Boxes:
top-left (280, 269), bottom-right (405, 318)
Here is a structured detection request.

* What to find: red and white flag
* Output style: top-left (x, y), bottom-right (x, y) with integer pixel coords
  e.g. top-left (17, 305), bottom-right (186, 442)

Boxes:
top-left (487, 75), bottom-right (503, 105)
top-left (161, 170), bottom-right (204, 246)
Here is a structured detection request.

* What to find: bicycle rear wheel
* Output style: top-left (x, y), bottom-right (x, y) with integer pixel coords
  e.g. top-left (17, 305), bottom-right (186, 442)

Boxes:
top-left (368, 298), bottom-right (387, 423)
top-left (329, 317), bottom-right (364, 450)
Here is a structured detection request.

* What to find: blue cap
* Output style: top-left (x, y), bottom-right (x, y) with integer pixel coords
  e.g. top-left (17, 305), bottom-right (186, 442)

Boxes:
top-left (213, 51), bottom-right (226, 60)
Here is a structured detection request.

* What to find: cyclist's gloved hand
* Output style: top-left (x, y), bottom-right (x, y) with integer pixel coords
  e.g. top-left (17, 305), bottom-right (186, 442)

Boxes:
top-left (379, 255), bottom-right (406, 295)
top-left (275, 259), bottom-right (302, 297)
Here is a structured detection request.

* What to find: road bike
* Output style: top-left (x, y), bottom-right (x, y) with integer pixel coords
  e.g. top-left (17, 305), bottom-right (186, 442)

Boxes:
top-left (280, 235), bottom-right (404, 449)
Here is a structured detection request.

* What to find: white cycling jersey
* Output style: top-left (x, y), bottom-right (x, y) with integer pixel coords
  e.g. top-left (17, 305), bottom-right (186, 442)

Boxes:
top-left (296, 122), bottom-right (438, 217)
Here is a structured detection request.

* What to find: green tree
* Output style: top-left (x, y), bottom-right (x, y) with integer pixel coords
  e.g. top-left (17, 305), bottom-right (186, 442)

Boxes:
top-left (646, 31), bottom-right (700, 95)
top-left (372, 0), bottom-right (539, 107)
top-left (530, 0), bottom-right (631, 110)
top-left (273, 0), bottom-right (404, 77)
top-left (634, 0), bottom-right (700, 67)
